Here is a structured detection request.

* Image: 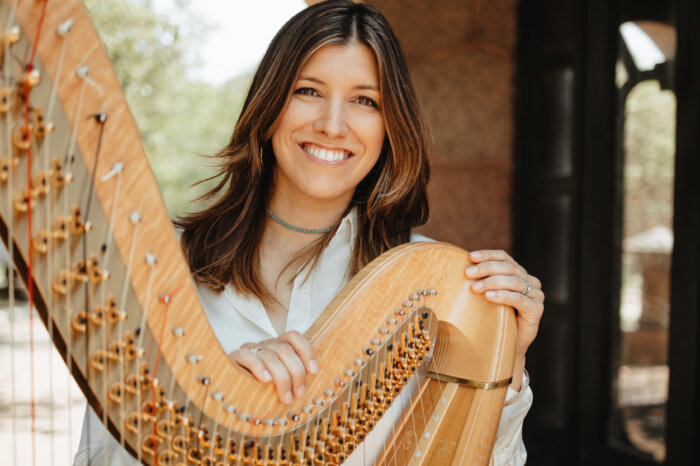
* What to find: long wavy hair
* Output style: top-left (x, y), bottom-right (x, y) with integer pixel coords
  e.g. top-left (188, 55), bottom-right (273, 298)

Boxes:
top-left (177, 0), bottom-right (432, 298)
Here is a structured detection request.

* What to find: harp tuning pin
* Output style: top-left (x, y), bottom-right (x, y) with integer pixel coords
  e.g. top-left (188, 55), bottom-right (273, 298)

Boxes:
top-left (264, 418), bottom-right (276, 426)
top-left (57, 19), bottom-right (73, 36)
top-left (275, 417), bottom-right (288, 426)
top-left (237, 413), bottom-right (251, 422)
top-left (287, 412), bottom-right (300, 422)
top-left (129, 212), bottom-right (141, 224)
top-left (186, 354), bottom-right (203, 364)
top-left (211, 392), bottom-right (224, 402)
top-left (172, 327), bottom-right (185, 338)
top-left (430, 289), bottom-right (438, 295)
top-left (353, 358), bottom-right (363, 366)
top-left (71, 311), bottom-right (88, 332)
top-left (197, 376), bottom-right (211, 386)
top-left (409, 294), bottom-right (420, 301)
top-left (76, 66), bottom-right (90, 78)
top-left (13, 189), bottom-right (36, 213)
top-left (386, 318), bottom-right (398, 325)
top-left (394, 308), bottom-right (405, 316)
top-left (101, 162), bottom-right (124, 181)
top-left (344, 369), bottom-right (355, 377)
top-left (401, 301), bottom-right (414, 308)
top-left (323, 388), bottom-right (334, 397)
top-left (70, 206), bottom-right (88, 235)
top-left (22, 69), bottom-right (41, 88)
top-left (33, 230), bottom-right (51, 254)
top-left (0, 156), bottom-right (18, 180)
top-left (378, 327), bottom-right (389, 334)
top-left (302, 405), bottom-right (313, 414)
top-left (223, 404), bottom-right (236, 415)
top-left (145, 253), bottom-right (157, 265)
top-left (312, 398), bottom-right (324, 406)
top-left (333, 378), bottom-right (346, 388)
top-left (370, 338), bottom-right (381, 346)
top-left (3, 26), bottom-right (20, 46)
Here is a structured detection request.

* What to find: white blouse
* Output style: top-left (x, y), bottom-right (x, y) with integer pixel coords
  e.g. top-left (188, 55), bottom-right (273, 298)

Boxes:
top-left (75, 211), bottom-right (532, 465)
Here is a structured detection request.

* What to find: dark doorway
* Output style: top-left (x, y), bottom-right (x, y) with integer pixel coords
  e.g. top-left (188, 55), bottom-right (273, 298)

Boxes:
top-left (514, 0), bottom-right (700, 464)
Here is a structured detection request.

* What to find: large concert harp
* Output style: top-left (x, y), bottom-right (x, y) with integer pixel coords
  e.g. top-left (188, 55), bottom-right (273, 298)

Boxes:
top-left (0, 1), bottom-right (516, 464)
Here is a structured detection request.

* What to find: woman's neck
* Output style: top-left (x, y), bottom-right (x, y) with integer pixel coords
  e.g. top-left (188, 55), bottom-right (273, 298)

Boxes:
top-left (267, 185), bottom-right (350, 242)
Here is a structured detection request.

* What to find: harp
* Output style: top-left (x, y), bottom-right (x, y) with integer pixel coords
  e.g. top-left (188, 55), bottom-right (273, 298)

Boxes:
top-left (0, 1), bottom-right (516, 464)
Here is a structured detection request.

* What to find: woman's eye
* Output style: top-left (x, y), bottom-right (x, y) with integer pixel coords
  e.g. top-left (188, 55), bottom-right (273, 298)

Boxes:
top-left (295, 87), bottom-right (318, 97)
top-left (356, 96), bottom-right (378, 108)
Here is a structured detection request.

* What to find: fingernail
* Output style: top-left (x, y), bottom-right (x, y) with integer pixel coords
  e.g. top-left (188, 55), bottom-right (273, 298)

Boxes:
top-left (283, 392), bottom-right (293, 404)
top-left (466, 266), bottom-right (478, 277)
top-left (472, 281), bottom-right (483, 291)
top-left (471, 251), bottom-right (482, 259)
top-left (486, 291), bottom-right (496, 298)
top-left (261, 370), bottom-right (272, 382)
top-left (309, 360), bottom-right (319, 374)
top-left (297, 385), bottom-right (306, 397)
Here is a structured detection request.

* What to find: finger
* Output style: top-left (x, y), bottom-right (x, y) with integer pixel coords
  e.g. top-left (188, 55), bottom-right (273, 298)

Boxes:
top-left (465, 260), bottom-right (525, 280)
top-left (257, 350), bottom-right (295, 404)
top-left (230, 347), bottom-right (273, 383)
top-left (280, 330), bottom-right (319, 374)
top-left (483, 289), bottom-right (545, 319)
top-left (270, 342), bottom-right (308, 398)
top-left (469, 249), bottom-right (514, 263)
top-left (472, 275), bottom-right (544, 298)
top-left (526, 274), bottom-right (542, 290)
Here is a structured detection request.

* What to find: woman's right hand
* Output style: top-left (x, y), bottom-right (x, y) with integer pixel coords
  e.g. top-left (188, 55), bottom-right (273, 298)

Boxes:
top-left (229, 330), bottom-right (318, 404)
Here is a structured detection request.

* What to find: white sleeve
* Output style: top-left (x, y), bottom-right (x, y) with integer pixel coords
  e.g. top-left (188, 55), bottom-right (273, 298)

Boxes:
top-left (489, 378), bottom-right (533, 465)
top-left (73, 405), bottom-right (138, 466)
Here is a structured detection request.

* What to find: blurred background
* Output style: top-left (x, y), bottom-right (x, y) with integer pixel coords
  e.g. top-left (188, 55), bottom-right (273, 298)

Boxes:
top-left (2, 0), bottom-right (699, 465)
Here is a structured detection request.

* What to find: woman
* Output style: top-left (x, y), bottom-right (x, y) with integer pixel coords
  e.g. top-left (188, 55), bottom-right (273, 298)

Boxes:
top-left (76, 1), bottom-right (543, 464)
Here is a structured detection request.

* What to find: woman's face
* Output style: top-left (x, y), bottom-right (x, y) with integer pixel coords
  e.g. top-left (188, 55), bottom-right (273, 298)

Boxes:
top-left (271, 42), bottom-right (385, 207)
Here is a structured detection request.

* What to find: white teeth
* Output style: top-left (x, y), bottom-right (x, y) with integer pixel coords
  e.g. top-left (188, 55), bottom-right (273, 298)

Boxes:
top-left (303, 144), bottom-right (350, 162)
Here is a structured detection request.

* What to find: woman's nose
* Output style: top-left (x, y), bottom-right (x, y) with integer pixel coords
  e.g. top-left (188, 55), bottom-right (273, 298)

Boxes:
top-left (313, 99), bottom-right (348, 138)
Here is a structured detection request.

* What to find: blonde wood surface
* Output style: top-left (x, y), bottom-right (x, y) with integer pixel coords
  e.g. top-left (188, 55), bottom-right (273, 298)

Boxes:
top-left (0, 1), bottom-right (516, 463)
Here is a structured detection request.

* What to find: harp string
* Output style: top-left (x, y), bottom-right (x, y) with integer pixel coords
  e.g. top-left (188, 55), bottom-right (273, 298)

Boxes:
top-left (135, 256), bottom-right (157, 464)
top-left (3, 2), bottom-right (19, 464)
top-left (41, 19), bottom-right (71, 466)
top-left (117, 214), bottom-right (141, 454)
top-left (22, 2), bottom-right (50, 465)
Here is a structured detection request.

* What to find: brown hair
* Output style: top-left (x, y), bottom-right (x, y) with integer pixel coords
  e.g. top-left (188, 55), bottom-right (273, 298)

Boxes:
top-left (176, 0), bottom-right (431, 298)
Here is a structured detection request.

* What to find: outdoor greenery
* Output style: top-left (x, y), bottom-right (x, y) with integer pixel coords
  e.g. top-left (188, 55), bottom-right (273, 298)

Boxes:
top-left (623, 80), bottom-right (676, 238)
top-left (84, 0), bottom-right (252, 217)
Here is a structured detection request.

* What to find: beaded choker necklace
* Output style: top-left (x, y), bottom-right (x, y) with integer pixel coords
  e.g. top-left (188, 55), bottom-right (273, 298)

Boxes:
top-left (266, 209), bottom-right (332, 234)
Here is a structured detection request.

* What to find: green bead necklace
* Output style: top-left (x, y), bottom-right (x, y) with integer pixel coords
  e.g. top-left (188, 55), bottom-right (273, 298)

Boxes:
top-left (266, 209), bottom-right (332, 234)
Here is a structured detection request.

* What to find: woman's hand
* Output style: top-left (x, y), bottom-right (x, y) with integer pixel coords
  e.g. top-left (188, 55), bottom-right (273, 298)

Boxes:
top-left (466, 249), bottom-right (544, 390)
top-left (229, 330), bottom-right (318, 404)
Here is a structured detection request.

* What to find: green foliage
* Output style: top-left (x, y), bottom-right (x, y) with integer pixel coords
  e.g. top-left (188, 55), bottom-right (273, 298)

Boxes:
top-left (623, 80), bottom-right (676, 237)
top-left (84, 0), bottom-right (251, 216)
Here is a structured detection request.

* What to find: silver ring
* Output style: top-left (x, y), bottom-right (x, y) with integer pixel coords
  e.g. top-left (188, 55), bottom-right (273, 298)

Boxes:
top-left (250, 346), bottom-right (263, 355)
top-left (521, 280), bottom-right (532, 297)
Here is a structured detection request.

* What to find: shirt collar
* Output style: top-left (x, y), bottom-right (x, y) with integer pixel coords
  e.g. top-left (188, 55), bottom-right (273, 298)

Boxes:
top-left (332, 208), bottom-right (357, 245)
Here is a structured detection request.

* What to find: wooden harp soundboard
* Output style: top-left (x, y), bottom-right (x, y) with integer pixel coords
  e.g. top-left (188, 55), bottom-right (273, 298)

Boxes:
top-left (0, 1), bottom-right (516, 464)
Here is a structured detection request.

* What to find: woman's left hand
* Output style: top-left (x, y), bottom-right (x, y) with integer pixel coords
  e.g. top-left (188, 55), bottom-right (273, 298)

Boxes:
top-left (466, 249), bottom-right (544, 389)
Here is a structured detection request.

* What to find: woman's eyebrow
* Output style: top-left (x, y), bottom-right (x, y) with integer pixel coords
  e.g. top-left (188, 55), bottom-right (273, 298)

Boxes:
top-left (298, 75), bottom-right (379, 91)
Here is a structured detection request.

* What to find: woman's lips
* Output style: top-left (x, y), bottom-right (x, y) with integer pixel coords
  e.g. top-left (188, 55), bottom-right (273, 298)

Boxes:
top-left (301, 142), bottom-right (352, 162)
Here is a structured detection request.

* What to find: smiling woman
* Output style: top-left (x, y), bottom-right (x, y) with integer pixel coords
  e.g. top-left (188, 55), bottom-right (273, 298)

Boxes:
top-left (272, 43), bottom-right (386, 216)
top-left (75, 0), bottom-right (543, 464)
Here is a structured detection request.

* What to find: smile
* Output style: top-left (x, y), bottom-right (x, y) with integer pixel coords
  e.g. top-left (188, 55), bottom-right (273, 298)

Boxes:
top-left (301, 143), bottom-right (352, 162)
